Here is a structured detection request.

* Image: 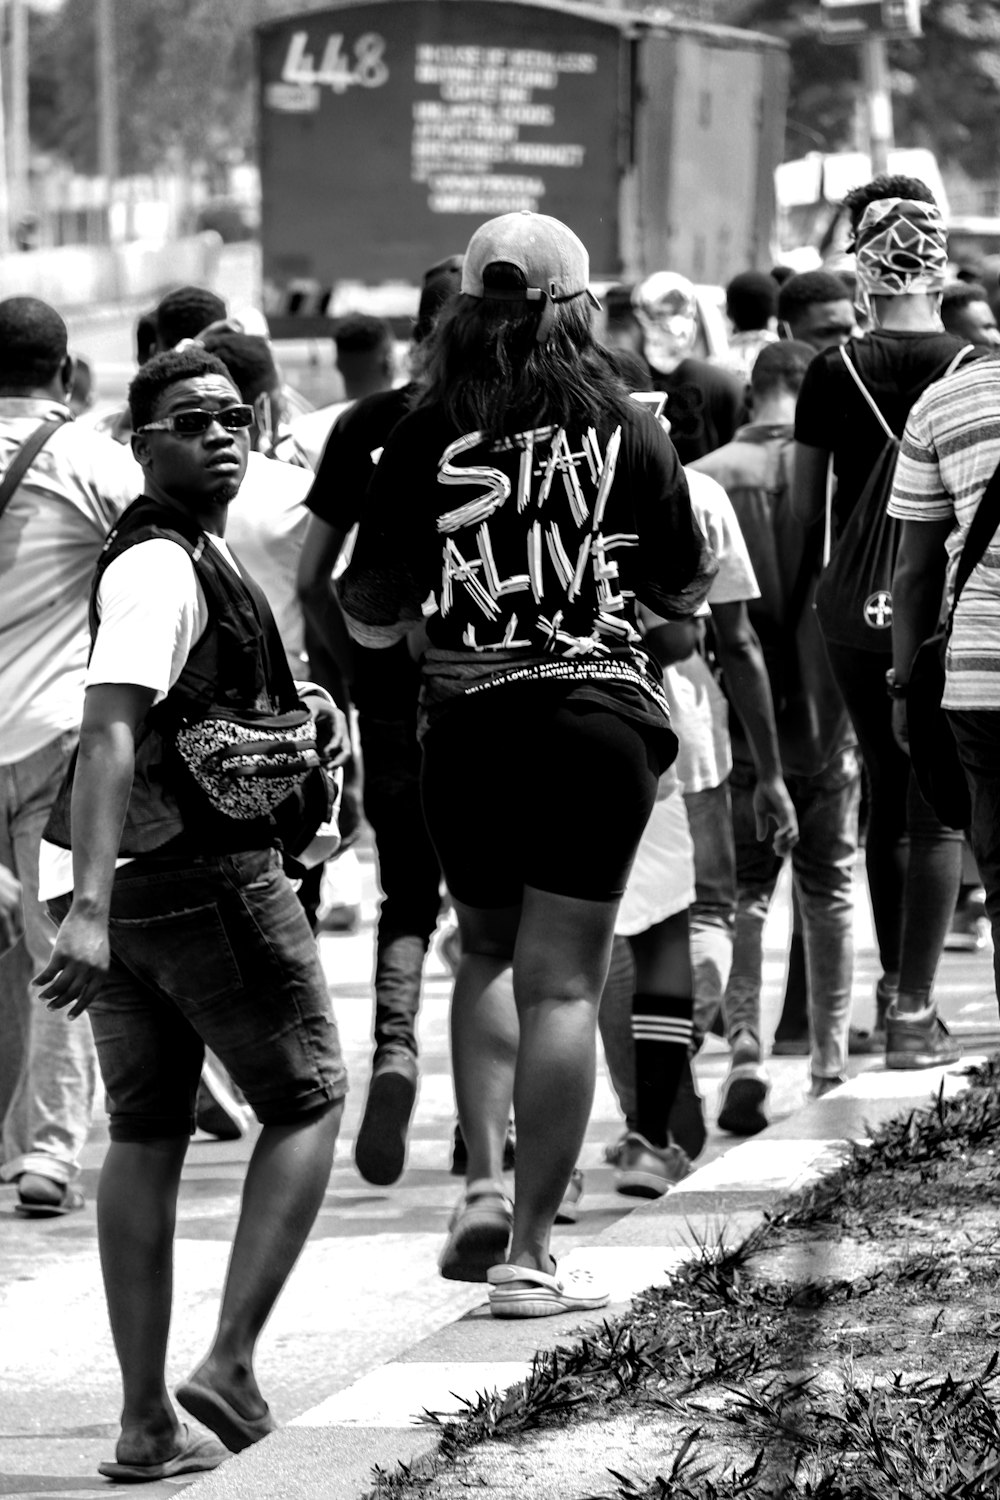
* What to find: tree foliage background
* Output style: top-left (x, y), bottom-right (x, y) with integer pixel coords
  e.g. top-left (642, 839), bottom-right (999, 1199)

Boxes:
top-left (723, 0), bottom-right (1000, 181)
top-left (27, 0), bottom-right (333, 179)
top-left (23, 0), bottom-right (1000, 186)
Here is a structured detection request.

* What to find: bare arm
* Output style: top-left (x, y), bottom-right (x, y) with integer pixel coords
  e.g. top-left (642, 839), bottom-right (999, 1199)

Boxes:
top-left (890, 517), bottom-right (951, 750)
top-left (792, 442), bottom-right (830, 529)
top-left (295, 512), bottom-right (354, 706)
top-left (636, 601), bottom-right (702, 666)
top-left (0, 863), bottom-right (23, 955)
top-left (36, 682), bottom-right (153, 1016)
top-left (710, 600), bottom-right (798, 854)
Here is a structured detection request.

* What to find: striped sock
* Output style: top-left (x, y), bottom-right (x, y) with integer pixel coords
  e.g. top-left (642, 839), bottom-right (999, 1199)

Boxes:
top-left (631, 991), bottom-right (693, 1149)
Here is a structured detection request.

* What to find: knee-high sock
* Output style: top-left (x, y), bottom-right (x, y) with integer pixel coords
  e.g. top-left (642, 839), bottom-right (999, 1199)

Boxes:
top-left (631, 992), bottom-right (693, 1149)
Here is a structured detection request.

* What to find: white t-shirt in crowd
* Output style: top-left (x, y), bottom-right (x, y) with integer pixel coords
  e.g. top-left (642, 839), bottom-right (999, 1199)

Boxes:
top-left (613, 469), bottom-right (759, 935)
top-left (669, 467), bottom-right (760, 795)
top-left (0, 400), bottom-right (142, 765)
top-left (289, 399), bottom-right (353, 471)
top-left (224, 451), bottom-right (314, 676)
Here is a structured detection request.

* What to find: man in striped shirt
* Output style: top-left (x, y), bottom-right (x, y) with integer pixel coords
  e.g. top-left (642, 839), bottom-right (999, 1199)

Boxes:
top-left (889, 355), bottom-right (1000, 1002)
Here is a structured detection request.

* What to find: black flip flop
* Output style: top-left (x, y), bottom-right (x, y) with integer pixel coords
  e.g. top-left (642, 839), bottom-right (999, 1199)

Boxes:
top-left (14, 1183), bottom-right (85, 1217)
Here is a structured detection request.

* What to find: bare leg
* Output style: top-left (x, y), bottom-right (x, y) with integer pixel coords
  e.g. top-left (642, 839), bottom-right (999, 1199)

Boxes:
top-left (97, 1137), bottom-right (189, 1465)
top-left (450, 901), bottom-right (520, 1186)
top-left (184, 1101), bottom-right (341, 1421)
top-left (507, 886), bottom-right (618, 1273)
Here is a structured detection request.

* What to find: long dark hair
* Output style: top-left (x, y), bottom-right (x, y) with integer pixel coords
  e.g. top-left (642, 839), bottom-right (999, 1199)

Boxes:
top-left (413, 264), bottom-right (633, 442)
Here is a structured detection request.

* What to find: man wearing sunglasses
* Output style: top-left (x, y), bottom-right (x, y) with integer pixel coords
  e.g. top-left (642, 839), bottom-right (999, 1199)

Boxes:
top-left (35, 346), bottom-right (349, 1481)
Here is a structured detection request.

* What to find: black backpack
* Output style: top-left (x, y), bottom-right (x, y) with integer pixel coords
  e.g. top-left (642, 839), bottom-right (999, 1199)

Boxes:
top-left (813, 343), bottom-right (972, 653)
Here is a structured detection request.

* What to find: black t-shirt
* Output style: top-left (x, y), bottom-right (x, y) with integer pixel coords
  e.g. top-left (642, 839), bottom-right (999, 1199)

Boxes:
top-left (795, 330), bottom-right (974, 534)
top-left (346, 401), bottom-right (712, 642)
top-left (650, 357), bottom-right (745, 465)
top-left (307, 384), bottom-right (414, 533)
top-left (305, 384), bottom-right (419, 717)
top-left (341, 399), bottom-right (717, 736)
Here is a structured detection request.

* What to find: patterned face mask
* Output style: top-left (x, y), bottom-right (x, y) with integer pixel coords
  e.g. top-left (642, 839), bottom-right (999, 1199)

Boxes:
top-left (854, 197), bottom-right (948, 301)
top-left (632, 272), bottom-right (698, 371)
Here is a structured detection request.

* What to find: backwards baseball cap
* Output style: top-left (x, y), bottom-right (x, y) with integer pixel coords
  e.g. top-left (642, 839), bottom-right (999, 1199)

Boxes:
top-left (854, 198), bottom-right (948, 297)
top-left (461, 211), bottom-right (601, 343)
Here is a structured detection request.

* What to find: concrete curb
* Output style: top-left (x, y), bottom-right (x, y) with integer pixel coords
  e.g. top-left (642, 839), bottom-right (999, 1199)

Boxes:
top-left (184, 1057), bottom-right (985, 1499)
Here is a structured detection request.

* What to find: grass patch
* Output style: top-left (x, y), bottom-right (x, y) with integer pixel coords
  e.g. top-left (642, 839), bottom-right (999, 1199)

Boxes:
top-left (365, 1057), bottom-right (1000, 1499)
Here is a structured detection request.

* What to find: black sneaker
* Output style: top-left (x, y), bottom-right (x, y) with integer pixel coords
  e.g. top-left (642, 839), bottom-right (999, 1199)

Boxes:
top-left (717, 1030), bottom-right (770, 1136)
top-left (355, 1053), bottom-right (418, 1186)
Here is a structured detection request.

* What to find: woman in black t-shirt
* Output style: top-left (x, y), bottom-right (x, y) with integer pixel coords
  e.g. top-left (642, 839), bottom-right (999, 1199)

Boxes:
top-left (342, 212), bottom-right (715, 1318)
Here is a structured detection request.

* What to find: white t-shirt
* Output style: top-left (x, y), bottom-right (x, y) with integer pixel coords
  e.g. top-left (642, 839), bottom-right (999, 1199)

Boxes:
top-left (615, 779), bottom-right (696, 936)
top-left (38, 533), bottom-right (241, 900)
top-left (289, 400), bottom-right (353, 471)
top-left (224, 451), bottom-right (314, 676)
top-left (668, 468), bottom-right (759, 794)
top-left (0, 401), bottom-right (142, 764)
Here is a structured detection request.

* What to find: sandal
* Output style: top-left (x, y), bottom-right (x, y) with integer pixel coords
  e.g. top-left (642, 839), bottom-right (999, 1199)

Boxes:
top-left (14, 1174), bottom-right (85, 1218)
top-left (438, 1178), bottom-right (512, 1283)
top-left (487, 1260), bottom-right (609, 1318)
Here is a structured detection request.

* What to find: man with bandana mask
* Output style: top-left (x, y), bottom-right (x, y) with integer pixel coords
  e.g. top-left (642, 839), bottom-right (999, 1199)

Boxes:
top-left (632, 272), bottom-right (745, 466)
top-left (793, 181), bottom-right (983, 1070)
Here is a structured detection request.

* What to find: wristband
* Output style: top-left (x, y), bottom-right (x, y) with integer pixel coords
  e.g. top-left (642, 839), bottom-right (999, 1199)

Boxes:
top-left (885, 668), bottom-right (908, 701)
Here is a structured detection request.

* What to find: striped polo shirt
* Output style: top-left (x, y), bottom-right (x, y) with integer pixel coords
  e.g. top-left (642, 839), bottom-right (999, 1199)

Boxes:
top-left (889, 356), bottom-right (1000, 710)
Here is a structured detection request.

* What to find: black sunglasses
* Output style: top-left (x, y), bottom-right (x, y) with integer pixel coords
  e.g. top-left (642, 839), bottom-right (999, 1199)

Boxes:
top-left (137, 405), bottom-right (254, 437)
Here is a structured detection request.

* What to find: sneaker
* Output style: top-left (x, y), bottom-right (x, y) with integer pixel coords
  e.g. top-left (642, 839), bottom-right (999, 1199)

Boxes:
top-left (438, 1179), bottom-right (513, 1282)
top-left (487, 1260), bottom-right (609, 1318)
top-left (947, 888), bottom-right (991, 952)
top-left (849, 977), bottom-right (896, 1055)
top-left (450, 1120), bottom-right (516, 1176)
top-left (717, 1029), bottom-right (770, 1136)
top-left (555, 1167), bottom-right (584, 1225)
top-left (354, 1052), bottom-right (418, 1186)
top-left (614, 1131), bottom-right (691, 1198)
top-left (195, 1063), bottom-right (253, 1141)
top-left (667, 1056), bottom-right (707, 1161)
top-left (885, 1006), bottom-right (963, 1070)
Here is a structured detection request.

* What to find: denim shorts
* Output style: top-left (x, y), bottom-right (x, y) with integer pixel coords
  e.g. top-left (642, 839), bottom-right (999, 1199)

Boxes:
top-left (50, 848), bottom-right (347, 1142)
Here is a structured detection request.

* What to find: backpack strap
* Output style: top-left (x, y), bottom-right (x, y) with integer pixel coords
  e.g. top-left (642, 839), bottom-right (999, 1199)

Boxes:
top-left (0, 414), bottom-right (71, 523)
top-left (839, 348), bottom-right (896, 442)
top-left (943, 344), bottom-right (976, 378)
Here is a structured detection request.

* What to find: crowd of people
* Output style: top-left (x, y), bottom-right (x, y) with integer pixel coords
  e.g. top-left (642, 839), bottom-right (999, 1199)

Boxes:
top-left (1, 173), bottom-right (998, 1479)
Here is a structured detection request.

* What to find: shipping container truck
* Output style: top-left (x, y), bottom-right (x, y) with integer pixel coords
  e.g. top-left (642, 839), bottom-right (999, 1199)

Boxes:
top-left (256, 0), bottom-right (788, 337)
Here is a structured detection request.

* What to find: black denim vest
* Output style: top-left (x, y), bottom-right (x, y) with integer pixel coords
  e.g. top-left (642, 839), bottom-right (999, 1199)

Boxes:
top-left (45, 496), bottom-right (301, 856)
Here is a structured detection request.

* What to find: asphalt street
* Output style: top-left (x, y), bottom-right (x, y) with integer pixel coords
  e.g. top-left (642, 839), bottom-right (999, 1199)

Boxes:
top-left (1, 835), bottom-right (997, 1499)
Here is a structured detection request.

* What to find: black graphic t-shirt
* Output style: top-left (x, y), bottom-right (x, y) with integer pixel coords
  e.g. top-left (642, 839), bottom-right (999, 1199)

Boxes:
top-left (340, 400), bottom-right (716, 728)
top-left (651, 357), bottom-right (745, 466)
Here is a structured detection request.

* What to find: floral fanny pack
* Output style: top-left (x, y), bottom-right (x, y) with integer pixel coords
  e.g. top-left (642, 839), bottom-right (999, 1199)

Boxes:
top-left (173, 706), bottom-right (321, 822)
